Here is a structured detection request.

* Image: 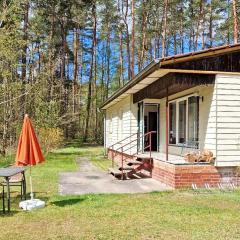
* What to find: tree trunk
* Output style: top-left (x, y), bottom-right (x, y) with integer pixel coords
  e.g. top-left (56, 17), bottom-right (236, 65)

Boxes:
top-left (119, 29), bottom-right (124, 86)
top-left (131, 0), bottom-right (135, 78)
top-left (208, 1), bottom-right (213, 47)
top-left (93, 17), bottom-right (97, 141)
top-left (84, 3), bottom-right (96, 142)
top-left (227, 0), bottom-right (231, 44)
top-left (232, 0), bottom-right (239, 44)
top-left (189, 0), bottom-right (194, 52)
top-left (161, 0), bottom-right (168, 58)
top-left (180, 3), bottom-right (184, 53)
top-left (60, 20), bottom-right (66, 84)
top-left (195, 0), bottom-right (203, 51)
top-left (48, 13), bottom-right (55, 100)
top-left (106, 31), bottom-right (111, 99)
top-left (22, 0), bottom-right (29, 84)
top-left (117, 0), bottom-right (124, 86)
top-left (21, 0), bottom-right (29, 117)
top-left (139, 0), bottom-right (147, 70)
top-left (123, 0), bottom-right (131, 80)
top-left (73, 28), bottom-right (79, 113)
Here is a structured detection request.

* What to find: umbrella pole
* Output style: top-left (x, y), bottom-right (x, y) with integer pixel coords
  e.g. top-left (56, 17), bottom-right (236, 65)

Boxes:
top-left (29, 165), bottom-right (34, 200)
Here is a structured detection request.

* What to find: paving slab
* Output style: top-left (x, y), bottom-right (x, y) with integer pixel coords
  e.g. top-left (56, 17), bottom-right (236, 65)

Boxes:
top-left (59, 157), bottom-right (172, 195)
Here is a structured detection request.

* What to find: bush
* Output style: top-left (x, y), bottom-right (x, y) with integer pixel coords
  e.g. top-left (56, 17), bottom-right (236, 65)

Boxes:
top-left (38, 127), bottom-right (64, 155)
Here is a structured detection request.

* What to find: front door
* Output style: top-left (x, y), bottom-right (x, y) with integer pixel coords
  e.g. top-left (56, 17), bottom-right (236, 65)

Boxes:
top-left (144, 104), bottom-right (159, 152)
top-left (148, 112), bottom-right (158, 151)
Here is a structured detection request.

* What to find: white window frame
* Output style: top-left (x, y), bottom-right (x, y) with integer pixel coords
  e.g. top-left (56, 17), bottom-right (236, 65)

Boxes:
top-left (168, 93), bottom-right (198, 146)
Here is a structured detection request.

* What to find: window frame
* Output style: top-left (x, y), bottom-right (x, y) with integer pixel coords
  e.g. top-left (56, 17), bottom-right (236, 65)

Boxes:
top-left (168, 93), bottom-right (199, 147)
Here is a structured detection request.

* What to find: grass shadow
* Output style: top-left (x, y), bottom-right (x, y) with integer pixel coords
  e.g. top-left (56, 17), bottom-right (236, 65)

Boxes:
top-left (0, 210), bottom-right (21, 217)
top-left (51, 197), bottom-right (85, 207)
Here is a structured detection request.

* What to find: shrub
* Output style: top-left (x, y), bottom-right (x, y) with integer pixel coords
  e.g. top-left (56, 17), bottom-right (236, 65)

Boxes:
top-left (38, 127), bottom-right (64, 155)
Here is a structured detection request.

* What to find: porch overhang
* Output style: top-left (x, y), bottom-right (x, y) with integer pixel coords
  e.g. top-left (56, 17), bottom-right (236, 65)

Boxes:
top-left (133, 72), bottom-right (215, 103)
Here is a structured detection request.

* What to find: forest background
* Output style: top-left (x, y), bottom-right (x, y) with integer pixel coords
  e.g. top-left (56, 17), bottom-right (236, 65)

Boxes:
top-left (0, 0), bottom-right (239, 155)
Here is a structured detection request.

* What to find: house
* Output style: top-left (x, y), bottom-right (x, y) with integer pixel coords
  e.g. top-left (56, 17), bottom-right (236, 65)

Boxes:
top-left (101, 43), bottom-right (240, 188)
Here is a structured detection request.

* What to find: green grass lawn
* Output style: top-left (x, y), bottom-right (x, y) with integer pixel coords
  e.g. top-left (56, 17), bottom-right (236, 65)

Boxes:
top-left (0, 144), bottom-right (240, 240)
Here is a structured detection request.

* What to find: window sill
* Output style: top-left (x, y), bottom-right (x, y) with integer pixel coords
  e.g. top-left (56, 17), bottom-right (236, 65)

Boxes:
top-left (168, 144), bottom-right (199, 149)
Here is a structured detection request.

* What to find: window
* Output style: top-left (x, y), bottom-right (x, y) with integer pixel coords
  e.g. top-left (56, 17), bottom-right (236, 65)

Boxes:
top-left (169, 102), bottom-right (176, 144)
top-left (188, 96), bottom-right (199, 143)
top-left (178, 100), bottom-right (187, 143)
top-left (169, 95), bottom-right (199, 146)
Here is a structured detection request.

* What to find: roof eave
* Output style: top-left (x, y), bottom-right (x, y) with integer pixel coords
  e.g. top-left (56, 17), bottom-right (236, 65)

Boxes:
top-left (100, 59), bottom-right (160, 109)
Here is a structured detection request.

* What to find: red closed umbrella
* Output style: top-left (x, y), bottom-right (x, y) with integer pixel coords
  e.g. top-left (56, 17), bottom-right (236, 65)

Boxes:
top-left (16, 114), bottom-right (45, 200)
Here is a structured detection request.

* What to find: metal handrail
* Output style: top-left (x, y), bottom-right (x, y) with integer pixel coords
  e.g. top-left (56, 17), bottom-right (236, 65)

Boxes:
top-left (110, 131), bottom-right (156, 177)
top-left (109, 132), bottom-right (139, 150)
top-left (120, 131), bottom-right (156, 179)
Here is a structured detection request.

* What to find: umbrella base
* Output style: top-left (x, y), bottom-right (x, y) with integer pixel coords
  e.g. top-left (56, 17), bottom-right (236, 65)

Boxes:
top-left (19, 199), bottom-right (45, 211)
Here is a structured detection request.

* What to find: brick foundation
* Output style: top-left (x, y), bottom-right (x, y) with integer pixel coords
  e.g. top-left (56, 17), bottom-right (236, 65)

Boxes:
top-left (108, 149), bottom-right (134, 165)
top-left (107, 149), bottom-right (238, 189)
top-left (152, 160), bottom-right (221, 188)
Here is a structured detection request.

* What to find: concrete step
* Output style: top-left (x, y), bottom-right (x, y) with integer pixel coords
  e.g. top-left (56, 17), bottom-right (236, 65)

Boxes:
top-left (127, 160), bottom-right (143, 166)
top-left (136, 157), bottom-right (153, 163)
top-left (108, 167), bottom-right (122, 177)
top-left (118, 166), bottom-right (135, 171)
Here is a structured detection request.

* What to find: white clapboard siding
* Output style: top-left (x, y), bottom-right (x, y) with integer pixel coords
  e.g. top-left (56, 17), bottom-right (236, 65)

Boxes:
top-left (216, 76), bottom-right (240, 83)
top-left (217, 134), bottom-right (240, 140)
top-left (205, 128), bottom-right (217, 134)
top-left (215, 106), bottom-right (240, 112)
top-left (105, 111), bottom-right (113, 147)
top-left (105, 96), bottom-right (132, 148)
top-left (214, 161), bottom-right (240, 167)
top-left (218, 150), bottom-right (240, 156)
top-left (215, 89), bottom-right (240, 95)
top-left (205, 133), bottom-right (216, 139)
top-left (216, 84), bottom-right (240, 90)
top-left (215, 74), bottom-right (240, 166)
top-left (217, 144), bottom-right (240, 150)
top-left (206, 122), bottom-right (239, 130)
top-left (218, 128), bottom-right (240, 134)
top-left (129, 99), bottom-right (139, 154)
top-left (104, 95), bottom-right (141, 156)
top-left (216, 111), bottom-right (240, 117)
top-left (111, 110), bottom-right (118, 144)
top-left (217, 156), bottom-right (240, 161)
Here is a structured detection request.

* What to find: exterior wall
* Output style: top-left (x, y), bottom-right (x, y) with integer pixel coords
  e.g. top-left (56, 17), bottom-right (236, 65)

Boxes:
top-left (215, 74), bottom-right (240, 167)
top-left (154, 74), bottom-right (240, 167)
top-left (105, 84), bottom-right (217, 157)
top-left (105, 96), bottom-right (130, 149)
top-left (105, 74), bottom-right (240, 167)
top-left (105, 95), bottom-right (138, 154)
top-left (130, 96), bottom-right (139, 154)
top-left (155, 84), bottom-right (215, 156)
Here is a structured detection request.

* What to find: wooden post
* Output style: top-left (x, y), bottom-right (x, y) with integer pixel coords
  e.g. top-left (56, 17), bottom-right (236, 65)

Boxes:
top-left (149, 132), bottom-right (152, 159)
top-left (166, 86), bottom-right (169, 161)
